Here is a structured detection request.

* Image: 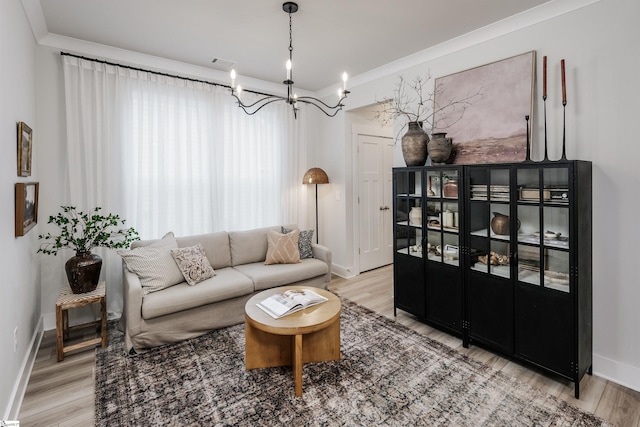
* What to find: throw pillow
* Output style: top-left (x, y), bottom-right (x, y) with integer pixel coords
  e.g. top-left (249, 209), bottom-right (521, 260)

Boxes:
top-left (170, 244), bottom-right (216, 286)
top-left (265, 229), bottom-right (300, 265)
top-left (118, 232), bottom-right (185, 296)
top-left (282, 227), bottom-right (314, 259)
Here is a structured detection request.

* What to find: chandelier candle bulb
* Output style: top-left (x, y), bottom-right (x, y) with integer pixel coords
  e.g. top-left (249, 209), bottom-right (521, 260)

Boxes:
top-left (343, 72), bottom-right (348, 90)
top-left (230, 69), bottom-right (236, 88)
top-left (286, 59), bottom-right (292, 80)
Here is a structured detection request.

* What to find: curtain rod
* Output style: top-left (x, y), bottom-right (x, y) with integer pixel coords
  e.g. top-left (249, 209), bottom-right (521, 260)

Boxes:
top-left (60, 51), bottom-right (276, 98)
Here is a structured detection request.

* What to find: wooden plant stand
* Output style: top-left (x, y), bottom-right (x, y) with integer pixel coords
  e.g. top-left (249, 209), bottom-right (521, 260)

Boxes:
top-left (55, 281), bottom-right (107, 362)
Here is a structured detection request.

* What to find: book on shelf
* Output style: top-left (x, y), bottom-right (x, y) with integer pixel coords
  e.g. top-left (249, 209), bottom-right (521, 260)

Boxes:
top-left (256, 289), bottom-right (329, 319)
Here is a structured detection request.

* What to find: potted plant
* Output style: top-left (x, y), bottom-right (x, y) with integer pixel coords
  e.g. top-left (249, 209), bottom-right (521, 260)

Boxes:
top-left (38, 206), bottom-right (139, 294)
top-left (375, 71), bottom-right (482, 166)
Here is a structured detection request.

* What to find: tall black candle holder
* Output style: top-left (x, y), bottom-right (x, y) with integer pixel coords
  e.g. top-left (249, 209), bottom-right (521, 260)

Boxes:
top-left (524, 115), bottom-right (533, 162)
top-left (543, 93), bottom-right (549, 162)
top-left (560, 99), bottom-right (568, 161)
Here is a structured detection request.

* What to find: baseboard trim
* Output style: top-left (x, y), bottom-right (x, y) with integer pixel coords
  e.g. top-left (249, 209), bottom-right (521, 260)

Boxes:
top-left (331, 263), bottom-right (357, 279)
top-left (5, 317), bottom-right (44, 420)
top-left (593, 353), bottom-right (640, 393)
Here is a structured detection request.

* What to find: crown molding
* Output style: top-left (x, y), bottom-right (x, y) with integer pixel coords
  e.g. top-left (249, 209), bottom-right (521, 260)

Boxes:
top-left (316, 0), bottom-right (601, 98)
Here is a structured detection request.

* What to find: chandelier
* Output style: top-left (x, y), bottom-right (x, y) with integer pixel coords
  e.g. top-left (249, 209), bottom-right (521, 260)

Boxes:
top-left (229, 2), bottom-right (349, 119)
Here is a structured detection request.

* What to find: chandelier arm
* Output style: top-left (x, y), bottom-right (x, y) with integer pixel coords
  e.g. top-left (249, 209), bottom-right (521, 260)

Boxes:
top-left (231, 94), bottom-right (289, 115)
top-left (297, 98), bottom-right (345, 117)
top-left (296, 95), bottom-right (348, 110)
top-left (231, 92), bottom-right (287, 109)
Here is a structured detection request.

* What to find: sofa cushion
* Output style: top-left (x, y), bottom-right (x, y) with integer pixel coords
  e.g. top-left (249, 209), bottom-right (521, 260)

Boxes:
top-left (282, 227), bottom-right (314, 259)
top-left (118, 232), bottom-right (185, 296)
top-left (234, 258), bottom-right (329, 291)
top-left (229, 226), bottom-right (277, 266)
top-left (141, 267), bottom-right (254, 319)
top-left (265, 229), bottom-right (300, 265)
top-left (171, 244), bottom-right (216, 286)
top-left (176, 231), bottom-right (231, 270)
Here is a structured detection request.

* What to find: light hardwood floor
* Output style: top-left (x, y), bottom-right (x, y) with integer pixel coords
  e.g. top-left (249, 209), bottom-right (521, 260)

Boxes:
top-left (18, 265), bottom-right (640, 426)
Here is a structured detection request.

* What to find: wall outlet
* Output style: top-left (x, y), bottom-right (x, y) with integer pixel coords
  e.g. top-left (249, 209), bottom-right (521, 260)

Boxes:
top-left (14, 327), bottom-right (18, 352)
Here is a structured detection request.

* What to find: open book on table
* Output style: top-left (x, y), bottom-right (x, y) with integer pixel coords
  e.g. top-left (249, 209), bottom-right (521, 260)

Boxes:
top-left (256, 289), bottom-right (329, 319)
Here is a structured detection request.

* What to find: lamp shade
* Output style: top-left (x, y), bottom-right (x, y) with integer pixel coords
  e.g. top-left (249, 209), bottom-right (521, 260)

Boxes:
top-left (302, 168), bottom-right (329, 185)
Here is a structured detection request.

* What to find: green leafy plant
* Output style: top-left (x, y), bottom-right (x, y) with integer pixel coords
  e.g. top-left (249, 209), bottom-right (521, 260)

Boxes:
top-left (38, 206), bottom-right (139, 255)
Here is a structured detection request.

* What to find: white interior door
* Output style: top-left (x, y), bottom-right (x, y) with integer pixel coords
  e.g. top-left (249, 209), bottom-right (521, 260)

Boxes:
top-left (358, 133), bottom-right (394, 273)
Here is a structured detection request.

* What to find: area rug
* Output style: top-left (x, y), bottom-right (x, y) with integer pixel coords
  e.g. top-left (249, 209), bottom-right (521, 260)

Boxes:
top-left (96, 300), bottom-right (609, 426)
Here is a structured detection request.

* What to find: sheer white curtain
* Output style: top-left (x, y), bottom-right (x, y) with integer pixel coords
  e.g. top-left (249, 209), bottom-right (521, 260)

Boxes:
top-left (62, 55), bottom-right (306, 313)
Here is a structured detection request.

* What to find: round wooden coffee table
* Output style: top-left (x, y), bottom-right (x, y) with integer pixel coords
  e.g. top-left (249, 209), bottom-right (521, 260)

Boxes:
top-left (244, 286), bottom-right (341, 397)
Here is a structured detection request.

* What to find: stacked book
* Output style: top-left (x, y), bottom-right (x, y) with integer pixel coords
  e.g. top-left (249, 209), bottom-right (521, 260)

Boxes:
top-left (470, 185), bottom-right (510, 201)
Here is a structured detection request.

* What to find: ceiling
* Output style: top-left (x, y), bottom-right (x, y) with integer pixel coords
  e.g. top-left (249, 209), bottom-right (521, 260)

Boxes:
top-left (31, 0), bottom-right (552, 91)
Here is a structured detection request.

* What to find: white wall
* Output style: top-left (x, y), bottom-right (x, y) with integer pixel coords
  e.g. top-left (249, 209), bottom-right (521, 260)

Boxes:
top-left (324, 0), bottom-right (640, 391)
top-left (0, 0), bottom-right (41, 419)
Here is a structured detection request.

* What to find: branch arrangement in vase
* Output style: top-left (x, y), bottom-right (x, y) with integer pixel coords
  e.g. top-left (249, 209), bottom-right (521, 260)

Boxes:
top-left (38, 206), bottom-right (139, 255)
top-left (375, 71), bottom-right (483, 140)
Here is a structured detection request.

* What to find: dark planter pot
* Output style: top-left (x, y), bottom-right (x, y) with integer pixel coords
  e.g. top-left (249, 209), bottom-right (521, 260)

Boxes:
top-left (65, 251), bottom-right (102, 294)
top-left (401, 122), bottom-right (429, 166)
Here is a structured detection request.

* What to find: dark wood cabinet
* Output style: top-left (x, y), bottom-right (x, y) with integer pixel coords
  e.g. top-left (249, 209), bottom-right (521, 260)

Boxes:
top-left (392, 160), bottom-right (592, 398)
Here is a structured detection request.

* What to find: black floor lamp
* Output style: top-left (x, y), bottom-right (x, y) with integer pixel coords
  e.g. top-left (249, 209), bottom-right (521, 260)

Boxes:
top-left (302, 167), bottom-right (329, 243)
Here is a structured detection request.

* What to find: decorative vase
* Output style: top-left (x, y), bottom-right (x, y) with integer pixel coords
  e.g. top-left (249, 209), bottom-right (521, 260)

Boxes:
top-left (428, 132), bottom-right (453, 164)
top-left (490, 212), bottom-right (521, 236)
top-left (443, 179), bottom-right (458, 198)
top-left (65, 251), bottom-right (102, 294)
top-left (401, 122), bottom-right (429, 166)
top-left (409, 206), bottom-right (422, 226)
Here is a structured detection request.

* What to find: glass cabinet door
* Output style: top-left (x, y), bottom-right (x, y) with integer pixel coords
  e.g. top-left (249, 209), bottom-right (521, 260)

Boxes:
top-left (468, 167), bottom-right (512, 279)
top-left (425, 168), bottom-right (461, 267)
top-left (394, 169), bottom-right (424, 259)
top-left (516, 166), bottom-right (570, 292)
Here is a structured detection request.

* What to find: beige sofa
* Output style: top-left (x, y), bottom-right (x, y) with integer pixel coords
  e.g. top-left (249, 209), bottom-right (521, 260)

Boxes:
top-left (120, 225), bottom-right (331, 353)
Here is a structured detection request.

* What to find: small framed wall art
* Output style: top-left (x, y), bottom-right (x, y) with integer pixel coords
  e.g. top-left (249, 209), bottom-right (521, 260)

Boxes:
top-left (15, 182), bottom-right (39, 237)
top-left (17, 121), bottom-right (33, 177)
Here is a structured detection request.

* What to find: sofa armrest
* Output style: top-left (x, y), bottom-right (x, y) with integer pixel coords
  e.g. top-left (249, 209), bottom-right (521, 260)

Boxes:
top-left (311, 243), bottom-right (332, 272)
top-left (122, 265), bottom-right (144, 339)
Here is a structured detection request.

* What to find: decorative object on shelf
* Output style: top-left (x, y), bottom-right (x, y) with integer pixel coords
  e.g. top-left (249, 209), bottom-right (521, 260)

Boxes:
top-left (38, 206), bottom-right (139, 294)
top-left (401, 122), bottom-right (430, 166)
top-left (478, 251), bottom-right (509, 266)
top-left (17, 121), bottom-right (33, 177)
top-left (15, 182), bottom-right (39, 237)
top-left (433, 51), bottom-right (535, 164)
top-left (524, 115), bottom-right (533, 162)
top-left (428, 132), bottom-right (453, 164)
top-left (490, 212), bottom-right (520, 235)
top-left (443, 178), bottom-right (459, 198)
top-left (302, 168), bottom-right (329, 243)
top-left (409, 206), bottom-right (422, 226)
top-left (374, 71), bottom-right (481, 166)
top-left (229, 2), bottom-right (348, 119)
top-left (427, 176), bottom-right (435, 196)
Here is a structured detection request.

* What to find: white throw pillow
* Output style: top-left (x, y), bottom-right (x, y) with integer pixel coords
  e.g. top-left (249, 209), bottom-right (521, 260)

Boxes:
top-left (171, 244), bottom-right (216, 286)
top-left (118, 232), bottom-right (185, 296)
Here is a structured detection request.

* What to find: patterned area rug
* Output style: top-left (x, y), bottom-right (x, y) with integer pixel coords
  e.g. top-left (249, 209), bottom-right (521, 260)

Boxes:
top-left (96, 300), bottom-right (609, 426)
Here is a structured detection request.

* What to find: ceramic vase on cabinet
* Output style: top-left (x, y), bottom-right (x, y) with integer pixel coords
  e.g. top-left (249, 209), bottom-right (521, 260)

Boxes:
top-left (428, 132), bottom-right (453, 164)
top-left (490, 212), bottom-right (521, 236)
top-left (401, 122), bottom-right (429, 166)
